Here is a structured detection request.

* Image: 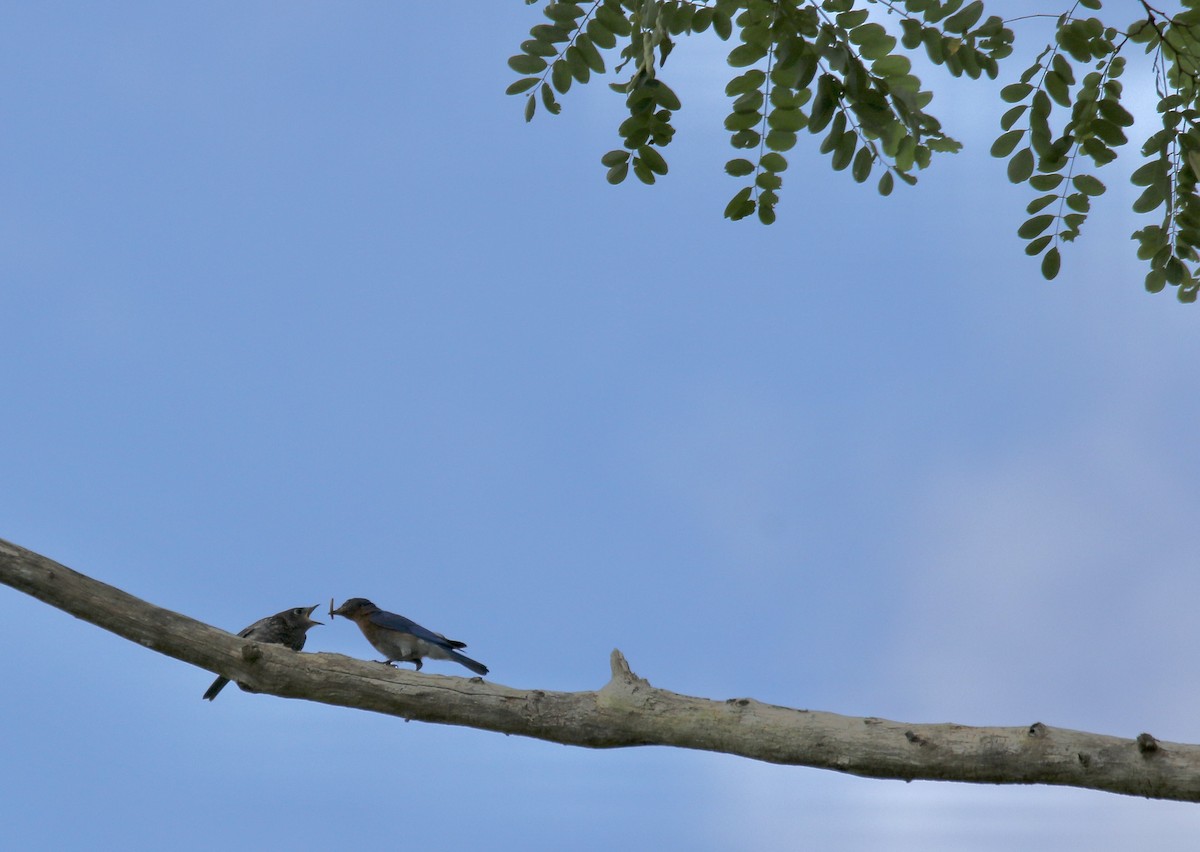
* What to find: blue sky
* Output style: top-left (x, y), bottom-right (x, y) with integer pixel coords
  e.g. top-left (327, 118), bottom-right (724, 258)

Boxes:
top-left (3, 2), bottom-right (1199, 850)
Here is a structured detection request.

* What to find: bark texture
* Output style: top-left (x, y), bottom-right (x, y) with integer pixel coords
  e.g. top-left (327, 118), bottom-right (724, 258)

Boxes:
top-left (2, 537), bottom-right (1196, 802)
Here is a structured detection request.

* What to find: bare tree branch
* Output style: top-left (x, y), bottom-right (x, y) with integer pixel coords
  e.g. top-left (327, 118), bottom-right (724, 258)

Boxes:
top-left (2, 537), bottom-right (1196, 802)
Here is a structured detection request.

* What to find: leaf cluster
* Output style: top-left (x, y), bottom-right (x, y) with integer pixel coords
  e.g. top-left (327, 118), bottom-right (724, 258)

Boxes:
top-left (510, 0), bottom-right (1200, 301)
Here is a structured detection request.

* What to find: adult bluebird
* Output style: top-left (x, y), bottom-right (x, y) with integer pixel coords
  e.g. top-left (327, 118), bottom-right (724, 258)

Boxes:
top-left (202, 605), bottom-right (322, 701)
top-left (330, 597), bottom-right (488, 676)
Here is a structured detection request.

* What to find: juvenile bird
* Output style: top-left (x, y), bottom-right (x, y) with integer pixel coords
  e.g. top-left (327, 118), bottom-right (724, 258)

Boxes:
top-left (202, 605), bottom-right (322, 701)
top-left (331, 597), bottom-right (488, 676)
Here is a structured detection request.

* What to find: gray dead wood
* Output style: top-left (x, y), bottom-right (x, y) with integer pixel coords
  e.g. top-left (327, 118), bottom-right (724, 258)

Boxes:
top-left (2, 537), bottom-right (1196, 802)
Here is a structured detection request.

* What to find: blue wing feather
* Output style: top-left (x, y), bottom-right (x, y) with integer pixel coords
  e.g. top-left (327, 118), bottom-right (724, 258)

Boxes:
top-left (368, 610), bottom-right (463, 648)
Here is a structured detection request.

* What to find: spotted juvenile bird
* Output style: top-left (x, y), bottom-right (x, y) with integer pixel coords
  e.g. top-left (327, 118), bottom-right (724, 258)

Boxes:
top-left (331, 597), bottom-right (488, 676)
top-left (202, 605), bottom-right (322, 701)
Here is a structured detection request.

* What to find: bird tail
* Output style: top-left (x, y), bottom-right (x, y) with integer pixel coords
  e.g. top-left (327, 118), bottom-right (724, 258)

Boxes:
top-left (450, 651), bottom-right (488, 676)
top-left (202, 676), bottom-right (230, 701)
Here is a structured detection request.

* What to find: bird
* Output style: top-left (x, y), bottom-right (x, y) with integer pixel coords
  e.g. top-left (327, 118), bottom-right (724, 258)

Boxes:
top-left (202, 605), bottom-right (322, 701)
top-left (330, 597), bottom-right (488, 676)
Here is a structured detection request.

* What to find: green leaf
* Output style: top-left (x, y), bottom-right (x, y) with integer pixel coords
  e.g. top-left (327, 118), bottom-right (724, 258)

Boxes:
top-left (1029, 174), bottom-right (1064, 190)
top-left (509, 54), bottom-right (548, 74)
top-left (632, 157), bottom-right (655, 185)
top-left (1000, 104), bottom-right (1028, 130)
top-left (1130, 160), bottom-right (1165, 186)
top-left (731, 129), bottom-right (761, 149)
top-left (725, 111), bottom-right (761, 131)
top-left (1026, 194), bottom-right (1057, 214)
top-left (831, 132), bottom-right (856, 171)
top-left (724, 186), bottom-right (755, 220)
top-left (1044, 71), bottom-right (1071, 107)
top-left (1051, 53), bottom-right (1075, 86)
top-left (575, 34), bottom-right (606, 73)
top-left (945, 0), bottom-right (984, 33)
top-left (1025, 234), bottom-right (1053, 256)
top-left (768, 109), bottom-right (806, 132)
top-left (541, 82), bottom-right (561, 115)
top-left (544, 3), bottom-right (584, 22)
top-left (1097, 98), bottom-right (1133, 127)
top-left (524, 93), bottom-right (536, 122)
top-left (872, 55), bottom-right (912, 78)
top-left (731, 91), bottom-right (764, 113)
top-left (1166, 255), bottom-right (1185, 285)
top-left (601, 150), bottom-right (630, 167)
top-left (725, 158), bottom-right (755, 177)
top-left (638, 145), bottom-right (668, 175)
top-left (1041, 247), bottom-right (1061, 279)
top-left (728, 43), bottom-right (768, 67)
top-left (606, 162), bottom-right (628, 184)
top-left (1007, 148), bottom-right (1035, 183)
top-left (1000, 83), bottom-right (1032, 103)
top-left (764, 129), bottom-right (797, 151)
top-left (712, 10), bottom-right (732, 40)
top-left (755, 172), bottom-right (782, 190)
top-left (586, 19), bottom-right (616, 49)
top-left (506, 77), bottom-right (539, 95)
top-left (551, 59), bottom-right (572, 93)
top-left (851, 146), bottom-right (873, 183)
top-left (646, 80), bottom-right (682, 110)
top-left (521, 39), bottom-right (559, 57)
top-left (991, 129), bottom-right (1025, 158)
top-left (1072, 174), bottom-right (1106, 196)
top-left (837, 10), bottom-right (870, 28)
top-left (808, 75), bottom-right (837, 133)
top-left (530, 24), bottom-right (571, 43)
top-left (878, 171), bottom-right (895, 196)
top-left (725, 70), bottom-right (766, 96)
top-left (760, 152), bottom-right (788, 172)
top-left (595, 4), bottom-right (631, 36)
top-left (565, 46), bottom-right (590, 83)
top-left (1132, 183), bottom-right (1165, 214)
top-left (1017, 214), bottom-right (1054, 239)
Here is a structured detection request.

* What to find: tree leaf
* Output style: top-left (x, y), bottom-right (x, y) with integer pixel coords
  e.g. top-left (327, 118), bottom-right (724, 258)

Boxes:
top-left (1041, 246), bottom-right (1062, 279)
top-left (851, 147), bottom-right (873, 183)
top-left (1072, 174), bottom-right (1106, 196)
top-left (638, 145), bottom-right (668, 175)
top-left (1132, 183), bottom-right (1165, 214)
top-left (506, 77), bottom-right (540, 95)
top-left (1007, 148), bottom-right (1035, 183)
top-left (945, 1), bottom-right (984, 34)
top-left (1017, 214), bottom-right (1054, 239)
top-left (1000, 83), bottom-right (1032, 103)
top-left (723, 186), bottom-right (755, 220)
top-left (991, 129), bottom-right (1025, 158)
top-left (760, 152), bottom-right (788, 172)
top-left (728, 43), bottom-right (768, 68)
top-left (509, 54), bottom-right (548, 74)
top-left (725, 158), bottom-right (755, 177)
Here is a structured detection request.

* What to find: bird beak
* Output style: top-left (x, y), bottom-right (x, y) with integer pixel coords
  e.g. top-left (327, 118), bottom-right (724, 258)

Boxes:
top-left (305, 605), bottom-right (323, 626)
top-left (329, 598), bottom-right (338, 619)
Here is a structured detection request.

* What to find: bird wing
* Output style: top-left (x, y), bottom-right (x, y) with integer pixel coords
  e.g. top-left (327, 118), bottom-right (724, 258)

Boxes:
top-left (367, 610), bottom-right (461, 648)
top-left (237, 616), bottom-right (273, 638)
